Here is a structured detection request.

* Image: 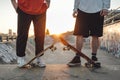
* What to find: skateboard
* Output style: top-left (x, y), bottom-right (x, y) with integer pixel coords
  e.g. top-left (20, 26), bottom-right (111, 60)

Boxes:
top-left (59, 36), bottom-right (101, 68)
top-left (21, 43), bottom-right (56, 68)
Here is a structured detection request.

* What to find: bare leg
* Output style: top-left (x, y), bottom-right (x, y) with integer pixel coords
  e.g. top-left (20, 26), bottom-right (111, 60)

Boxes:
top-left (91, 36), bottom-right (99, 54)
top-left (67, 35), bottom-right (83, 66)
top-left (91, 36), bottom-right (100, 61)
top-left (76, 35), bottom-right (84, 55)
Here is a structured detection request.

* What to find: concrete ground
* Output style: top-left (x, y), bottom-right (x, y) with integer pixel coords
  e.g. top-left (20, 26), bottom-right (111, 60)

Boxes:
top-left (0, 42), bottom-right (120, 80)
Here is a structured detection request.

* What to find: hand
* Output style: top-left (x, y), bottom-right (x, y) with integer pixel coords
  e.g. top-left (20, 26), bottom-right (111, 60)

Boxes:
top-left (45, 0), bottom-right (50, 8)
top-left (14, 5), bottom-right (18, 13)
top-left (46, 3), bottom-right (50, 8)
top-left (11, 0), bottom-right (18, 12)
top-left (73, 11), bottom-right (78, 18)
top-left (100, 9), bottom-right (109, 16)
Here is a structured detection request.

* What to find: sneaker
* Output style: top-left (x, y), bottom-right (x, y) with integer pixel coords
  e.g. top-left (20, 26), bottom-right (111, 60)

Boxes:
top-left (91, 56), bottom-right (101, 68)
top-left (67, 56), bottom-right (81, 67)
top-left (17, 56), bottom-right (26, 67)
top-left (36, 57), bottom-right (46, 68)
top-left (91, 56), bottom-right (98, 61)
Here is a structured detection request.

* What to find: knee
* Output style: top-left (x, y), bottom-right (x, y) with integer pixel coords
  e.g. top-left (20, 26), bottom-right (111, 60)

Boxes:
top-left (92, 36), bottom-right (99, 40)
top-left (77, 35), bottom-right (83, 39)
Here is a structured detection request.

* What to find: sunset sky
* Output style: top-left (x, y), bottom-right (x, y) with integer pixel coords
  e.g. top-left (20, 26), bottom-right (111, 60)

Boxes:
top-left (0, 0), bottom-right (120, 35)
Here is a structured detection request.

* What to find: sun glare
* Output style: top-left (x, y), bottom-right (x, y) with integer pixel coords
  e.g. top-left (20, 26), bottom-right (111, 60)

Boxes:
top-left (49, 29), bottom-right (63, 35)
top-left (46, 26), bottom-right (73, 35)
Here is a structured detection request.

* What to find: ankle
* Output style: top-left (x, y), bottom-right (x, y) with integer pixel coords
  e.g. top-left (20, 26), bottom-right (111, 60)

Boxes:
top-left (76, 53), bottom-right (81, 57)
top-left (17, 56), bottom-right (25, 62)
top-left (92, 53), bottom-right (96, 56)
top-left (36, 57), bottom-right (40, 63)
top-left (91, 56), bottom-right (98, 61)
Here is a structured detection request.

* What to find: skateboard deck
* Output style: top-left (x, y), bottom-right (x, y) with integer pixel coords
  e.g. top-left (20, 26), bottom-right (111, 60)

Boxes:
top-left (21, 43), bottom-right (56, 68)
top-left (59, 36), bottom-right (101, 68)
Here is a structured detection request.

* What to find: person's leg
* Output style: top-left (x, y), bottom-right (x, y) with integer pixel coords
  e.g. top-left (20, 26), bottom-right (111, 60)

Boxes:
top-left (67, 35), bottom-right (83, 66)
top-left (17, 8), bottom-right (32, 57)
top-left (33, 12), bottom-right (46, 55)
top-left (91, 36), bottom-right (100, 61)
top-left (16, 8), bottom-right (32, 67)
top-left (91, 36), bottom-right (99, 54)
top-left (68, 9), bottom-right (89, 67)
top-left (90, 12), bottom-right (104, 61)
top-left (76, 35), bottom-right (84, 55)
top-left (33, 12), bottom-right (46, 68)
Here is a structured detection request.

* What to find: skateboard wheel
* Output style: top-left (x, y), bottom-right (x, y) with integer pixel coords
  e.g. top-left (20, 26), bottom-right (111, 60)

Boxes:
top-left (63, 47), bottom-right (65, 50)
top-left (93, 62), bottom-right (101, 68)
top-left (24, 64), bottom-right (32, 68)
top-left (54, 47), bottom-right (57, 50)
top-left (68, 48), bottom-right (70, 50)
top-left (51, 47), bottom-right (57, 51)
top-left (63, 47), bottom-right (67, 50)
top-left (63, 47), bottom-right (70, 51)
top-left (85, 62), bottom-right (101, 68)
top-left (30, 63), bottom-right (37, 67)
top-left (85, 63), bottom-right (92, 68)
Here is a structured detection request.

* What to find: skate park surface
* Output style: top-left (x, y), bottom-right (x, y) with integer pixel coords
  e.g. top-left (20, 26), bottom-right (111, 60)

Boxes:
top-left (0, 42), bottom-right (120, 80)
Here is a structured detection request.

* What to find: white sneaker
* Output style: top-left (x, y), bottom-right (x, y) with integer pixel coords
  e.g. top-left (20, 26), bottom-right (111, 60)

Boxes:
top-left (17, 56), bottom-right (26, 67)
top-left (36, 57), bottom-right (46, 68)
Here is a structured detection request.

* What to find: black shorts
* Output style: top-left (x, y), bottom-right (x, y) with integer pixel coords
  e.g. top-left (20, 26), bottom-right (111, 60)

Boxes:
top-left (73, 9), bottom-right (104, 37)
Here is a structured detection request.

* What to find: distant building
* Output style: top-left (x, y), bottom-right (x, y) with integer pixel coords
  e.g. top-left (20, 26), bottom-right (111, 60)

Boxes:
top-left (0, 29), bottom-right (17, 42)
top-left (8, 29), bottom-right (12, 36)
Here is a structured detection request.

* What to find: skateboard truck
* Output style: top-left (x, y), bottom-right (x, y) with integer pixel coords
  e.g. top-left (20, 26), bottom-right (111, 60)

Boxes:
top-left (50, 45), bottom-right (57, 51)
top-left (85, 60), bottom-right (101, 68)
top-left (63, 46), bottom-right (70, 51)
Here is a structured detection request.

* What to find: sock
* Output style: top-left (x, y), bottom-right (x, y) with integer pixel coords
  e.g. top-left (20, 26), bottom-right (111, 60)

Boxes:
top-left (76, 53), bottom-right (81, 57)
top-left (92, 53), bottom-right (98, 61)
top-left (92, 53), bottom-right (96, 57)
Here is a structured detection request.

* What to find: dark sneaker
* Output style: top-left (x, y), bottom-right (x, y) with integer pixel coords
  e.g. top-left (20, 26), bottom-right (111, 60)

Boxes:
top-left (91, 56), bottom-right (98, 61)
top-left (67, 56), bottom-right (81, 67)
top-left (91, 56), bottom-right (101, 68)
